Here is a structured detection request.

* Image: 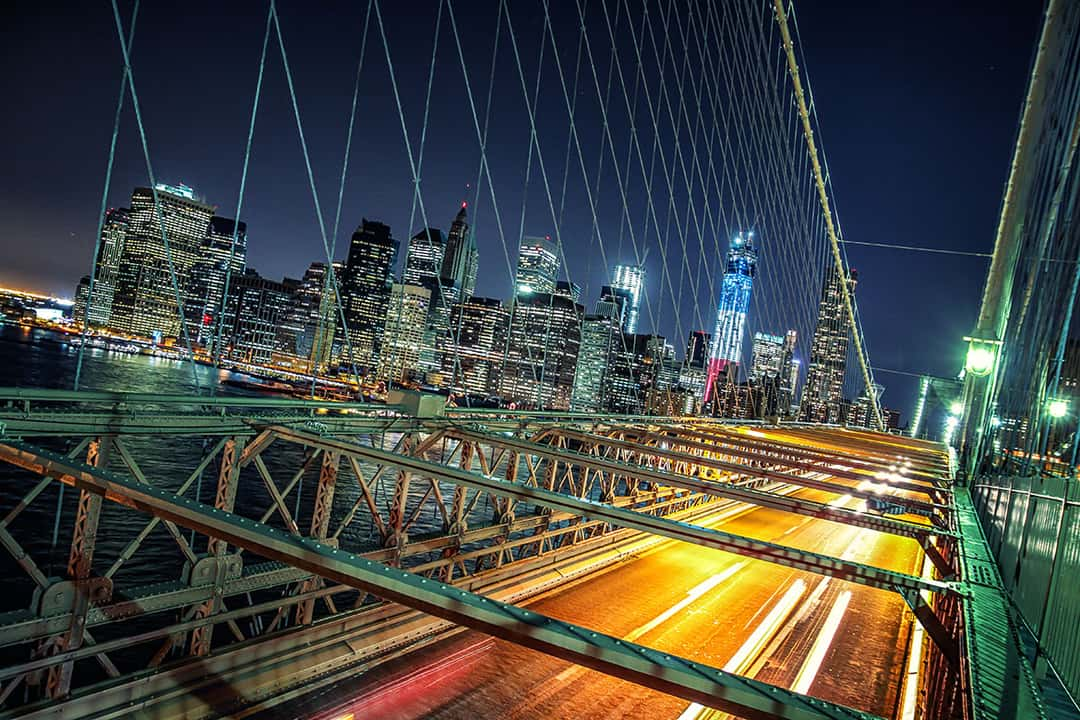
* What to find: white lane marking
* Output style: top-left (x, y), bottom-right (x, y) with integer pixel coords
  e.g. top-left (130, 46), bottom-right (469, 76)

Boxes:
top-left (791, 590), bottom-right (852, 694)
top-left (828, 493), bottom-right (853, 507)
top-left (624, 562), bottom-right (747, 643)
top-left (677, 579), bottom-right (808, 720)
top-left (723, 578), bottom-right (807, 674)
top-left (554, 562), bottom-right (748, 683)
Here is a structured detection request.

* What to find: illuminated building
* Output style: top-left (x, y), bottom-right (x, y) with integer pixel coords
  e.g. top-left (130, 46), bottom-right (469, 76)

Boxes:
top-left (72, 276), bottom-right (90, 325)
top-left (83, 207), bottom-right (129, 327)
top-left (278, 262), bottom-right (342, 371)
top-left (378, 283), bottom-right (432, 384)
top-left (443, 297), bottom-right (510, 400)
top-left (685, 330), bottom-right (710, 370)
top-left (110, 184), bottom-right (216, 340)
top-left (604, 334), bottom-right (654, 415)
top-left (515, 236), bottom-right (559, 295)
top-left (595, 285), bottom-right (633, 327)
top-left (555, 280), bottom-right (582, 303)
top-left (849, 384), bottom-right (885, 428)
top-left (403, 227), bottom-right (446, 294)
top-left (612, 264), bottom-right (645, 333)
top-left (704, 232), bottom-right (757, 405)
top-left (800, 267), bottom-right (857, 423)
top-left (779, 330), bottom-right (798, 414)
top-left (220, 269), bottom-right (296, 364)
top-left (441, 203), bottom-right (478, 303)
top-left (404, 227), bottom-right (447, 375)
top-left (750, 332), bottom-right (784, 381)
top-left (500, 292), bottom-right (582, 410)
top-left (340, 219), bottom-right (398, 373)
top-left (788, 358), bottom-right (802, 415)
top-left (748, 330), bottom-right (798, 418)
top-left (186, 216), bottom-right (248, 349)
top-left (571, 313), bottom-right (620, 412)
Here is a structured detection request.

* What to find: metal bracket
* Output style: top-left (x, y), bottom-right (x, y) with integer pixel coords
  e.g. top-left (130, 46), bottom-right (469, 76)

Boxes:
top-left (899, 586), bottom-right (960, 670)
top-left (182, 554), bottom-right (243, 588)
top-left (32, 578), bottom-right (113, 618)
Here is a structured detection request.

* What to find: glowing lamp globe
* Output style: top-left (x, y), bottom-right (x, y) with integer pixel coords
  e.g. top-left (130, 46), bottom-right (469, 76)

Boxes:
top-left (965, 345), bottom-right (995, 376)
top-left (950, 401), bottom-right (964, 416)
top-left (1048, 399), bottom-right (1069, 419)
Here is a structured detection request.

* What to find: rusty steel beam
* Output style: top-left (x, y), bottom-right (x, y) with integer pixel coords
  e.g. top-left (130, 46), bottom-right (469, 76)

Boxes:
top-left (0, 439), bottom-right (880, 720)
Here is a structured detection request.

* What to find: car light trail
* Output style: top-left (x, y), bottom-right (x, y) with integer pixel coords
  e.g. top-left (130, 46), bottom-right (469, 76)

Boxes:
top-left (624, 562), bottom-right (747, 643)
top-left (792, 590), bottom-right (852, 694)
top-left (676, 579), bottom-right (809, 720)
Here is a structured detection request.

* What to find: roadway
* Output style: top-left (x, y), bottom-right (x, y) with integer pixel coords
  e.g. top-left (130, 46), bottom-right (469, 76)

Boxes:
top-left (278, 481), bottom-right (926, 720)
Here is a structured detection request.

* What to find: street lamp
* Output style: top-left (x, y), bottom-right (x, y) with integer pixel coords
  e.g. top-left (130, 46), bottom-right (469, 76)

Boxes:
top-left (963, 336), bottom-right (1000, 377)
top-left (1048, 398), bottom-right (1069, 419)
top-left (950, 401), bottom-right (964, 416)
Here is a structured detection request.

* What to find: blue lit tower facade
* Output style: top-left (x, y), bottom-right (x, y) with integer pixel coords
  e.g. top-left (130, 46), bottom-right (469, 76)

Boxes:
top-left (704, 232), bottom-right (757, 404)
top-left (612, 264), bottom-right (645, 333)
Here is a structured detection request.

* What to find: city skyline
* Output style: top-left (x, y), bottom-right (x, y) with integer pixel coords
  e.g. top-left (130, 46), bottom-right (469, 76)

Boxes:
top-left (1, 2), bottom-right (1043, 424)
top-left (63, 179), bottom-right (906, 429)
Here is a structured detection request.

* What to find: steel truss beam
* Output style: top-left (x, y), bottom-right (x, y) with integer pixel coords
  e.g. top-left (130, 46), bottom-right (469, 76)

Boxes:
top-left (0, 440), bottom-right (880, 720)
top-left (262, 427), bottom-right (953, 597)
top-left (0, 487), bottom-right (697, 653)
top-left (451, 428), bottom-right (959, 580)
top-left (474, 426), bottom-right (950, 528)
top-left (462, 427), bottom-right (950, 543)
top-left (617, 426), bottom-right (947, 498)
top-left (654, 424), bottom-right (946, 481)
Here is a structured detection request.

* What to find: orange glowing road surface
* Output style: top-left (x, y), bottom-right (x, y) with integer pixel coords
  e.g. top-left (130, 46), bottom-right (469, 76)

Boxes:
top-left (294, 475), bottom-right (927, 720)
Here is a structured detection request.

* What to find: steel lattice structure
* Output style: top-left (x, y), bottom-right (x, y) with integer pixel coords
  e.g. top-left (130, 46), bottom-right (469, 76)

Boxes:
top-left (0, 388), bottom-right (1044, 720)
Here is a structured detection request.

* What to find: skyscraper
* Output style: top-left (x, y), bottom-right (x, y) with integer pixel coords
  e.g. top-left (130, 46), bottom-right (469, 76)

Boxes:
top-left (704, 232), bottom-right (757, 405)
top-left (278, 261), bottom-right (342, 370)
top-left (402, 227), bottom-right (446, 293)
top-left (604, 334), bottom-right (654, 414)
top-left (788, 358), bottom-right (802, 414)
top-left (404, 227), bottom-right (448, 375)
top-left (340, 219), bottom-right (398, 372)
top-left (110, 184), bottom-right (216, 339)
top-left (85, 207), bottom-right (129, 327)
top-left (555, 280), bottom-right (582, 303)
top-left (500, 292), bottom-right (582, 410)
top-left (220, 269), bottom-right (296, 364)
top-left (750, 332), bottom-right (785, 381)
top-left (515, 236), bottom-right (559, 295)
top-left (441, 203), bottom-right (479, 302)
top-left (378, 283), bottom-right (432, 384)
top-left (779, 330), bottom-right (799, 416)
top-left (595, 285), bottom-right (633, 327)
top-left (800, 267), bottom-right (857, 423)
top-left (443, 296), bottom-right (510, 400)
top-left (685, 330), bottom-right (711, 370)
top-left (571, 313), bottom-right (620, 412)
top-left (187, 216), bottom-right (247, 348)
top-left (612, 264), bottom-right (645, 333)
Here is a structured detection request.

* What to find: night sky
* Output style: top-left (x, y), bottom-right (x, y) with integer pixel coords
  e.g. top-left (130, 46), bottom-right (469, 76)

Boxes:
top-left (1, 1), bottom-right (1043, 419)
